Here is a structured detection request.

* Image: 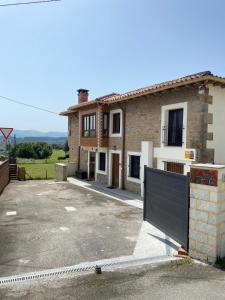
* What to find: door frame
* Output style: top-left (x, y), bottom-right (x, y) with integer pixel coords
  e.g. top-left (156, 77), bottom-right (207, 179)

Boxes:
top-left (108, 149), bottom-right (122, 189)
top-left (88, 150), bottom-right (96, 180)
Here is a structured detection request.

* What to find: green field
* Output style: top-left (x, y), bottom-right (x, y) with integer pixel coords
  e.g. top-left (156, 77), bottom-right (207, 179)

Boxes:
top-left (18, 150), bottom-right (68, 180)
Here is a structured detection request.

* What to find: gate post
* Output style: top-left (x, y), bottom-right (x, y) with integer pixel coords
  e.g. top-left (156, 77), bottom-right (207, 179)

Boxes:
top-left (189, 164), bottom-right (225, 263)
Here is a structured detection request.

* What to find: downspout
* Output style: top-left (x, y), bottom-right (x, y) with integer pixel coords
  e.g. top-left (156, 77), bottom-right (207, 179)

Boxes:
top-left (119, 103), bottom-right (126, 190)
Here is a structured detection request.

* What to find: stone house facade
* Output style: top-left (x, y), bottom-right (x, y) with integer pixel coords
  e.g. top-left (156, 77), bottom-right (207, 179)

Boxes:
top-left (60, 72), bottom-right (225, 196)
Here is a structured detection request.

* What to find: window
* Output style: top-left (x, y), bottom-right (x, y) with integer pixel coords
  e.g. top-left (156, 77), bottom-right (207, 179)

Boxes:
top-left (129, 155), bottom-right (140, 179)
top-left (113, 113), bottom-right (120, 134)
top-left (164, 162), bottom-right (184, 174)
top-left (83, 114), bottom-right (96, 137)
top-left (102, 113), bottom-right (109, 137)
top-left (167, 108), bottom-right (183, 146)
top-left (99, 152), bottom-right (106, 172)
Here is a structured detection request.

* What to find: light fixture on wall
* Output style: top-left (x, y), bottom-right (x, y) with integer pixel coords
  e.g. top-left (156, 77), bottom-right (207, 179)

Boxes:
top-left (198, 84), bottom-right (206, 95)
top-left (113, 145), bottom-right (117, 150)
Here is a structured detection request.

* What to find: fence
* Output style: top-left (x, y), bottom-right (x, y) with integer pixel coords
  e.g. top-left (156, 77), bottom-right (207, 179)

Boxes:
top-left (0, 159), bottom-right (9, 194)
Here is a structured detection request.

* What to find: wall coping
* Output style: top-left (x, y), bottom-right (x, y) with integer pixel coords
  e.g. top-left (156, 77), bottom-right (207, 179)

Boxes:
top-left (191, 163), bottom-right (225, 170)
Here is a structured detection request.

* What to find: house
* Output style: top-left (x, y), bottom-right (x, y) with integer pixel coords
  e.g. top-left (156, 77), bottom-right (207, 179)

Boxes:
top-left (60, 71), bottom-right (225, 196)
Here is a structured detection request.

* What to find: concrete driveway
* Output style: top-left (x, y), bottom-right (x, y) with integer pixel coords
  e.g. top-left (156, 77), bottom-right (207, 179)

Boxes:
top-left (0, 181), bottom-right (142, 277)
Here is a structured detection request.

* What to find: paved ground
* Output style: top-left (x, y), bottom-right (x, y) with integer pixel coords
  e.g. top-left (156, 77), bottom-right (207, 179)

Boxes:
top-left (1, 261), bottom-right (225, 299)
top-left (0, 180), bottom-right (142, 277)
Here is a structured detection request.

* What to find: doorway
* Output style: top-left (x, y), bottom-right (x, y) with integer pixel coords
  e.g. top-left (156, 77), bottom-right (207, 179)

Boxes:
top-left (89, 152), bottom-right (96, 180)
top-left (112, 153), bottom-right (120, 188)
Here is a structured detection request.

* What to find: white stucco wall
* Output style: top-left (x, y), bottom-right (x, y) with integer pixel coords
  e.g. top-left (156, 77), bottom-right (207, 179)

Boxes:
top-left (207, 85), bottom-right (225, 164)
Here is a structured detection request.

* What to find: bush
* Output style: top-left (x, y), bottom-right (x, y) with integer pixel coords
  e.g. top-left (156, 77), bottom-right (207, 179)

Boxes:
top-left (16, 142), bottom-right (53, 159)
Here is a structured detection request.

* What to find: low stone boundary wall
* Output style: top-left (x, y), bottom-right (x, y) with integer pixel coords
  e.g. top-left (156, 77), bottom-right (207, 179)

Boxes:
top-left (0, 159), bottom-right (9, 194)
top-left (189, 164), bottom-right (225, 263)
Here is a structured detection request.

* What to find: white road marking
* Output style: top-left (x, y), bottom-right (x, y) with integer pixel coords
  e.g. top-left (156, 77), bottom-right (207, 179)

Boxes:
top-left (64, 206), bottom-right (77, 212)
top-left (18, 259), bottom-right (30, 264)
top-left (6, 211), bottom-right (17, 216)
top-left (60, 227), bottom-right (70, 232)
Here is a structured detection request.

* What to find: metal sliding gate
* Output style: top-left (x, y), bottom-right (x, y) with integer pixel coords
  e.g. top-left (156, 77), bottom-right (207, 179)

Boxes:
top-left (144, 167), bottom-right (190, 250)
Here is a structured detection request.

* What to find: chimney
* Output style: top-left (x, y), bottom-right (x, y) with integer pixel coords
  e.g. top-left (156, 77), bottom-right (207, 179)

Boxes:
top-left (77, 89), bottom-right (89, 104)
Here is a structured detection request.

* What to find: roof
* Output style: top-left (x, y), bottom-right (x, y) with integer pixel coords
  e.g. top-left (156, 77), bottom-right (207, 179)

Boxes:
top-left (60, 71), bottom-right (225, 116)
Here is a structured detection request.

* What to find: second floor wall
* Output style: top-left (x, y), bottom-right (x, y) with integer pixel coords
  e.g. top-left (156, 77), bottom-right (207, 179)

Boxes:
top-left (68, 85), bottom-right (213, 163)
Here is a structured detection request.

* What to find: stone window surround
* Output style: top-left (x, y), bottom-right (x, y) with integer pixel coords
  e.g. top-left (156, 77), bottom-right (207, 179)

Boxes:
top-left (109, 109), bottom-right (123, 138)
top-left (127, 151), bottom-right (142, 184)
top-left (96, 149), bottom-right (108, 175)
top-left (161, 102), bottom-right (188, 149)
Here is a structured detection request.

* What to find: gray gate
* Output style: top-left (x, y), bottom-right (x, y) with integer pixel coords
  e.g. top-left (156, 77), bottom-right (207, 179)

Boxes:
top-left (143, 167), bottom-right (190, 250)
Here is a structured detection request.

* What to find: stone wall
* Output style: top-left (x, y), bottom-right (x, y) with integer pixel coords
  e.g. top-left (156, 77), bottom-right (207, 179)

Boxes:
top-left (189, 164), bottom-right (225, 263)
top-left (0, 159), bottom-right (9, 194)
top-left (68, 113), bottom-right (79, 170)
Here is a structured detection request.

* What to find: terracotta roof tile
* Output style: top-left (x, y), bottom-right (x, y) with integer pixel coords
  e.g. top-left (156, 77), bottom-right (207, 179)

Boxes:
top-left (60, 71), bottom-right (225, 115)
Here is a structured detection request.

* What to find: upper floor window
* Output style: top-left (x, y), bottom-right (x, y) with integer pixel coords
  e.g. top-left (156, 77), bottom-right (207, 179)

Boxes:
top-left (83, 114), bottom-right (96, 137)
top-left (167, 108), bottom-right (183, 146)
top-left (109, 109), bottom-right (122, 137)
top-left (161, 103), bottom-right (187, 148)
top-left (113, 113), bottom-right (120, 134)
top-left (102, 113), bottom-right (109, 137)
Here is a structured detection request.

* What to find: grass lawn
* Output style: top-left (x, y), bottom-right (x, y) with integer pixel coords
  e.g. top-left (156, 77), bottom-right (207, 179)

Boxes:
top-left (18, 150), bottom-right (68, 180)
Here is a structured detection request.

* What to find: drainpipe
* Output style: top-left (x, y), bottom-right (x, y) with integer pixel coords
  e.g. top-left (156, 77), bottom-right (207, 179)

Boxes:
top-left (119, 103), bottom-right (126, 190)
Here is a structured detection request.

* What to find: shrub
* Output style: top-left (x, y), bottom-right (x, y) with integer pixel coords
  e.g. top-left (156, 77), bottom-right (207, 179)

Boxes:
top-left (16, 142), bottom-right (53, 159)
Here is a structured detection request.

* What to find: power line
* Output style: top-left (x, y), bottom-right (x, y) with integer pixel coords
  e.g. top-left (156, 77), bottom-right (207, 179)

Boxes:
top-left (0, 95), bottom-right (58, 115)
top-left (0, 0), bottom-right (61, 7)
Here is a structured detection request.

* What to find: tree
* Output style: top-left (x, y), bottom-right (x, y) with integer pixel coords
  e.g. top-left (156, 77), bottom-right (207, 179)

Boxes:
top-left (16, 142), bottom-right (37, 159)
top-left (15, 142), bottom-right (53, 159)
top-left (63, 139), bottom-right (69, 153)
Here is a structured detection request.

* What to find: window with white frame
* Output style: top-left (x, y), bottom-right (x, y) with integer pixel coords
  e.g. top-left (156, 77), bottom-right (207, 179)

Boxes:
top-left (127, 153), bottom-right (141, 181)
top-left (82, 114), bottom-right (96, 137)
top-left (161, 103), bottom-right (187, 148)
top-left (110, 109), bottom-right (122, 137)
top-left (97, 151), bottom-right (107, 174)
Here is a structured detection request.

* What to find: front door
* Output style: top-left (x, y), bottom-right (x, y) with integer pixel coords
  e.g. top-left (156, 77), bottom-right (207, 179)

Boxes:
top-left (89, 152), bottom-right (96, 180)
top-left (112, 153), bottom-right (119, 188)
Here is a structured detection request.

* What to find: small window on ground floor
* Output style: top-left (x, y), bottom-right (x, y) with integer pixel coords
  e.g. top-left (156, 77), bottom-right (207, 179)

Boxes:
top-left (129, 155), bottom-right (140, 179)
top-left (99, 152), bottom-right (106, 172)
top-left (164, 161), bottom-right (184, 174)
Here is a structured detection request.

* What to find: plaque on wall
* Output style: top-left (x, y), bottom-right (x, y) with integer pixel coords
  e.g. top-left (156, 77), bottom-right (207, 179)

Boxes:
top-left (190, 168), bottom-right (218, 187)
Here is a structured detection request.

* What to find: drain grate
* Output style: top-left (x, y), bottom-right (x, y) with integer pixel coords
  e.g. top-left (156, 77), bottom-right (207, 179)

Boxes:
top-left (0, 255), bottom-right (172, 285)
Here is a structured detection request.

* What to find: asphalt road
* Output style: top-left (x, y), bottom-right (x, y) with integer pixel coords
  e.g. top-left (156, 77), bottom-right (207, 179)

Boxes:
top-left (0, 180), bottom-right (142, 277)
top-left (1, 261), bottom-right (225, 299)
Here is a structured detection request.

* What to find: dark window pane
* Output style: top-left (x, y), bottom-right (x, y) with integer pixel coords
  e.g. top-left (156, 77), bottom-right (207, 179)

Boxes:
top-left (113, 113), bottom-right (120, 134)
top-left (103, 113), bottom-right (109, 137)
top-left (99, 152), bottom-right (106, 171)
top-left (82, 114), bottom-right (96, 137)
top-left (168, 109), bottom-right (183, 146)
top-left (130, 155), bottom-right (140, 179)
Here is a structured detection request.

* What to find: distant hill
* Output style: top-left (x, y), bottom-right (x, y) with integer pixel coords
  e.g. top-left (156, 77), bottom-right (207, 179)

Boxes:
top-left (13, 130), bottom-right (67, 138)
top-left (0, 130), bottom-right (67, 148)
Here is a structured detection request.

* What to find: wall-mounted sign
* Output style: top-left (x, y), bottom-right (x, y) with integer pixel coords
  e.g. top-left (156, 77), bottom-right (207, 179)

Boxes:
top-left (191, 168), bottom-right (218, 187)
top-left (185, 150), bottom-right (195, 160)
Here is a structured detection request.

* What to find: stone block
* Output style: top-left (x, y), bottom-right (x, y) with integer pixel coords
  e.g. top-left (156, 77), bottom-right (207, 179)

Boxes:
top-left (196, 200), bottom-right (218, 213)
top-left (190, 210), bottom-right (208, 223)
top-left (194, 220), bottom-right (217, 236)
top-left (189, 230), bottom-right (208, 244)
top-left (55, 163), bottom-right (67, 182)
top-left (207, 235), bottom-right (217, 247)
top-left (196, 242), bottom-right (217, 258)
top-left (190, 198), bottom-right (197, 209)
top-left (190, 189), bottom-right (210, 201)
top-left (208, 213), bottom-right (217, 225)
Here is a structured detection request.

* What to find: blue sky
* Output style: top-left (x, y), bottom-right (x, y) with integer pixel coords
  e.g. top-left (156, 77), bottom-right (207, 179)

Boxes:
top-left (0, 0), bottom-right (225, 132)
